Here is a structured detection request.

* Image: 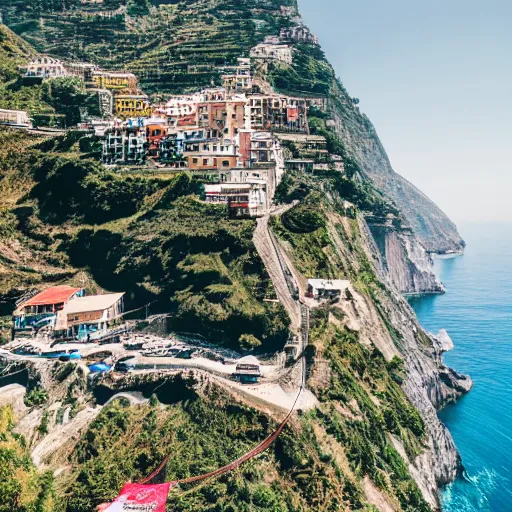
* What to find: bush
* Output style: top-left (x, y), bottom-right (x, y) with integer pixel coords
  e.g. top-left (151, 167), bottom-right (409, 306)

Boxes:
top-left (24, 388), bottom-right (48, 407)
top-left (282, 201), bottom-right (325, 234)
top-left (238, 334), bottom-right (262, 351)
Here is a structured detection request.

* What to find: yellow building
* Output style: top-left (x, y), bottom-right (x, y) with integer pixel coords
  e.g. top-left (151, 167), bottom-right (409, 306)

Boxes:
top-left (92, 71), bottom-right (138, 93)
top-left (115, 95), bottom-right (152, 118)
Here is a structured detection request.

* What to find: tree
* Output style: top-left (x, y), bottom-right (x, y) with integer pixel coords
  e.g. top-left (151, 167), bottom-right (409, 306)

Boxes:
top-left (238, 334), bottom-right (262, 351)
top-left (127, 0), bottom-right (150, 16)
top-left (41, 76), bottom-right (87, 127)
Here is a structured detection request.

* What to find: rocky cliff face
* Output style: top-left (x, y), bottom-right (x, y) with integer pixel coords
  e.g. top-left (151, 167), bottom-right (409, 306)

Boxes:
top-left (354, 215), bottom-right (472, 506)
top-left (328, 89), bottom-right (465, 254)
top-left (370, 225), bottom-right (444, 294)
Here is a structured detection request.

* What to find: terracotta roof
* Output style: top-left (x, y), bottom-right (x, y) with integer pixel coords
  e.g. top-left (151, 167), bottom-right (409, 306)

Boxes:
top-left (23, 286), bottom-right (82, 307)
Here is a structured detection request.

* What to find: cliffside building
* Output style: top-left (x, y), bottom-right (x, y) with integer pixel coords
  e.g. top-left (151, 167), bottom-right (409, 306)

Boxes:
top-left (13, 286), bottom-right (85, 333)
top-left (114, 95), bottom-right (151, 118)
top-left (20, 57), bottom-right (68, 79)
top-left (280, 25), bottom-right (319, 45)
top-left (102, 120), bottom-right (146, 164)
top-left (57, 293), bottom-right (125, 341)
top-left (250, 40), bottom-right (293, 65)
top-left (306, 279), bottom-right (350, 300)
top-left (92, 70), bottom-right (138, 94)
top-left (249, 96), bottom-right (308, 133)
top-left (0, 109), bottom-right (31, 127)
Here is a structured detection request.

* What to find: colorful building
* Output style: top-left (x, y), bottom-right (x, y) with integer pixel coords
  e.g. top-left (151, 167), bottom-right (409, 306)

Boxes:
top-left (115, 95), bottom-right (152, 118)
top-left (144, 117), bottom-right (168, 155)
top-left (92, 71), bottom-right (138, 93)
top-left (13, 285), bottom-right (84, 332)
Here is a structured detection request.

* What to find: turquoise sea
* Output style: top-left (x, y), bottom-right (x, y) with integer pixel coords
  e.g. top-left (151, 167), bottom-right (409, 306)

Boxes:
top-left (409, 223), bottom-right (512, 511)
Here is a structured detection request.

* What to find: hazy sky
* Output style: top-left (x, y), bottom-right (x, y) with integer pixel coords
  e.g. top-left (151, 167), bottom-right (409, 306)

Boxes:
top-left (298, 0), bottom-right (511, 224)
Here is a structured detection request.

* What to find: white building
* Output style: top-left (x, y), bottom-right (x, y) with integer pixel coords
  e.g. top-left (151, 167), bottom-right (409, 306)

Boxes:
top-left (0, 108), bottom-right (31, 127)
top-left (250, 43), bottom-right (293, 65)
top-left (306, 279), bottom-right (350, 300)
top-left (204, 182), bottom-right (267, 217)
top-left (20, 57), bottom-right (68, 79)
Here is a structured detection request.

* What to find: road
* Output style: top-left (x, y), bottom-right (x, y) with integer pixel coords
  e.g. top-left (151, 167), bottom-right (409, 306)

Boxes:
top-left (253, 206), bottom-right (301, 331)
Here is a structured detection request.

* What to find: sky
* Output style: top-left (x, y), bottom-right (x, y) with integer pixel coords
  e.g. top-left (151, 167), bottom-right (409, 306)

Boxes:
top-left (298, 0), bottom-right (511, 225)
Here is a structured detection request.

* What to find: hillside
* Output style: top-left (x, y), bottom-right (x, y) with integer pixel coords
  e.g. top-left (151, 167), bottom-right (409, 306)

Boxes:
top-left (0, 1), bottom-right (472, 511)
top-left (0, 0), bottom-right (464, 253)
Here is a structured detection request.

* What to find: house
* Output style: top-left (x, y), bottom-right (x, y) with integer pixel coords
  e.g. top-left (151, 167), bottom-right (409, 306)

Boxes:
top-left (0, 109), bottom-right (31, 128)
top-left (234, 355), bottom-right (261, 383)
top-left (280, 25), bottom-right (319, 45)
top-left (277, 133), bottom-right (328, 159)
top-left (249, 96), bottom-right (308, 133)
top-left (144, 117), bottom-right (168, 155)
top-left (250, 41), bottom-right (293, 65)
top-left (285, 159), bottom-right (314, 173)
top-left (57, 293), bottom-right (125, 341)
top-left (92, 71), bottom-right (138, 94)
top-left (102, 120), bottom-right (147, 164)
top-left (158, 134), bottom-right (187, 167)
top-left (114, 95), bottom-right (151, 118)
top-left (20, 57), bottom-right (68, 79)
top-left (250, 131), bottom-right (275, 165)
top-left (204, 182), bottom-right (267, 217)
top-left (65, 62), bottom-right (98, 83)
top-left (306, 279), bottom-right (350, 300)
top-left (13, 286), bottom-right (84, 332)
top-left (222, 58), bottom-right (253, 94)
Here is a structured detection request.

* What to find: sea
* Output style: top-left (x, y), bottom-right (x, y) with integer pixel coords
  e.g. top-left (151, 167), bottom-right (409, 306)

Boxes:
top-left (408, 223), bottom-right (512, 512)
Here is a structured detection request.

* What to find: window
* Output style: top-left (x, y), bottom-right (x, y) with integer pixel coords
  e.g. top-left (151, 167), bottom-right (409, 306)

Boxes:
top-left (222, 160), bottom-right (230, 168)
top-left (203, 159), bottom-right (209, 166)
top-left (193, 158), bottom-right (198, 164)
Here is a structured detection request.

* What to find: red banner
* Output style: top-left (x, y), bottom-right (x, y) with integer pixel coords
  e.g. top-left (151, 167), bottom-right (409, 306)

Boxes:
top-left (98, 482), bottom-right (173, 511)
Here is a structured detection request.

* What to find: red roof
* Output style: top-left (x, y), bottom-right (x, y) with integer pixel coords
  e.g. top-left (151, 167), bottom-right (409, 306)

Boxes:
top-left (23, 286), bottom-right (82, 307)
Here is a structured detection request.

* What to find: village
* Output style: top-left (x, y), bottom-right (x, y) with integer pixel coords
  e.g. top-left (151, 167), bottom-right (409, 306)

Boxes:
top-left (0, 24), bottom-right (352, 405)
top-left (1, 25), bottom-right (344, 219)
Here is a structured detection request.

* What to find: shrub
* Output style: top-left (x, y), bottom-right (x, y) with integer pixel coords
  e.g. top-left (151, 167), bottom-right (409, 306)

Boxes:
top-left (238, 334), bottom-right (262, 351)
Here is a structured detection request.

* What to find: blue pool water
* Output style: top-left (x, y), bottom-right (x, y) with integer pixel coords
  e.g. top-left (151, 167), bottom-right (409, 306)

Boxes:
top-left (409, 223), bottom-right (512, 511)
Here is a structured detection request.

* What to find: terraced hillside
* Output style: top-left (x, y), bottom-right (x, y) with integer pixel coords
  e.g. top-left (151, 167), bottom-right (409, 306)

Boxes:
top-left (0, 0), bottom-right (297, 94)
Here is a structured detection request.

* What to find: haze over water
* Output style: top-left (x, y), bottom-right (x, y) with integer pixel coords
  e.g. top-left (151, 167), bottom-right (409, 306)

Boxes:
top-left (409, 223), bottom-right (512, 511)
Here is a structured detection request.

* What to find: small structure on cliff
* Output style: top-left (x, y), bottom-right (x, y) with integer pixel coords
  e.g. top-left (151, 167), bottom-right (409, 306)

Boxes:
top-left (13, 286), bottom-right (85, 334)
top-left (306, 279), bottom-right (350, 301)
top-left (234, 355), bottom-right (261, 383)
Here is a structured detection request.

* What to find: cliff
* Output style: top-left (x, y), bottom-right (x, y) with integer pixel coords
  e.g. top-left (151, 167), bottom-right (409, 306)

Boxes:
top-left (328, 87), bottom-right (465, 254)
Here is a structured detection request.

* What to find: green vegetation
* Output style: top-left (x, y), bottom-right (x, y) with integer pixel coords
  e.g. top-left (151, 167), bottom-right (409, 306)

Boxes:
top-left (0, 133), bottom-right (289, 350)
top-left (309, 311), bottom-right (429, 511)
top-left (282, 200), bottom-right (326, 234)
top-left (57, 379), bottom-right (392, 512)
top-left (40, 76), bottom-right (88, 127)
top-left (1, 0), bottom-right (296, 94)
top-left (0, 405), bottom-right (56, 511)
top-left (271, 194), bottom-right (345, 278)
top-left (268, 43), bottom-right (335, 96)
top-left (24, 387), bottom-right (49, 407)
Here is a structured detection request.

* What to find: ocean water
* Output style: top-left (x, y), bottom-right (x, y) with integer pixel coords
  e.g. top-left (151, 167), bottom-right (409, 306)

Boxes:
top-left (409, 223), bottom-right (512, 511)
